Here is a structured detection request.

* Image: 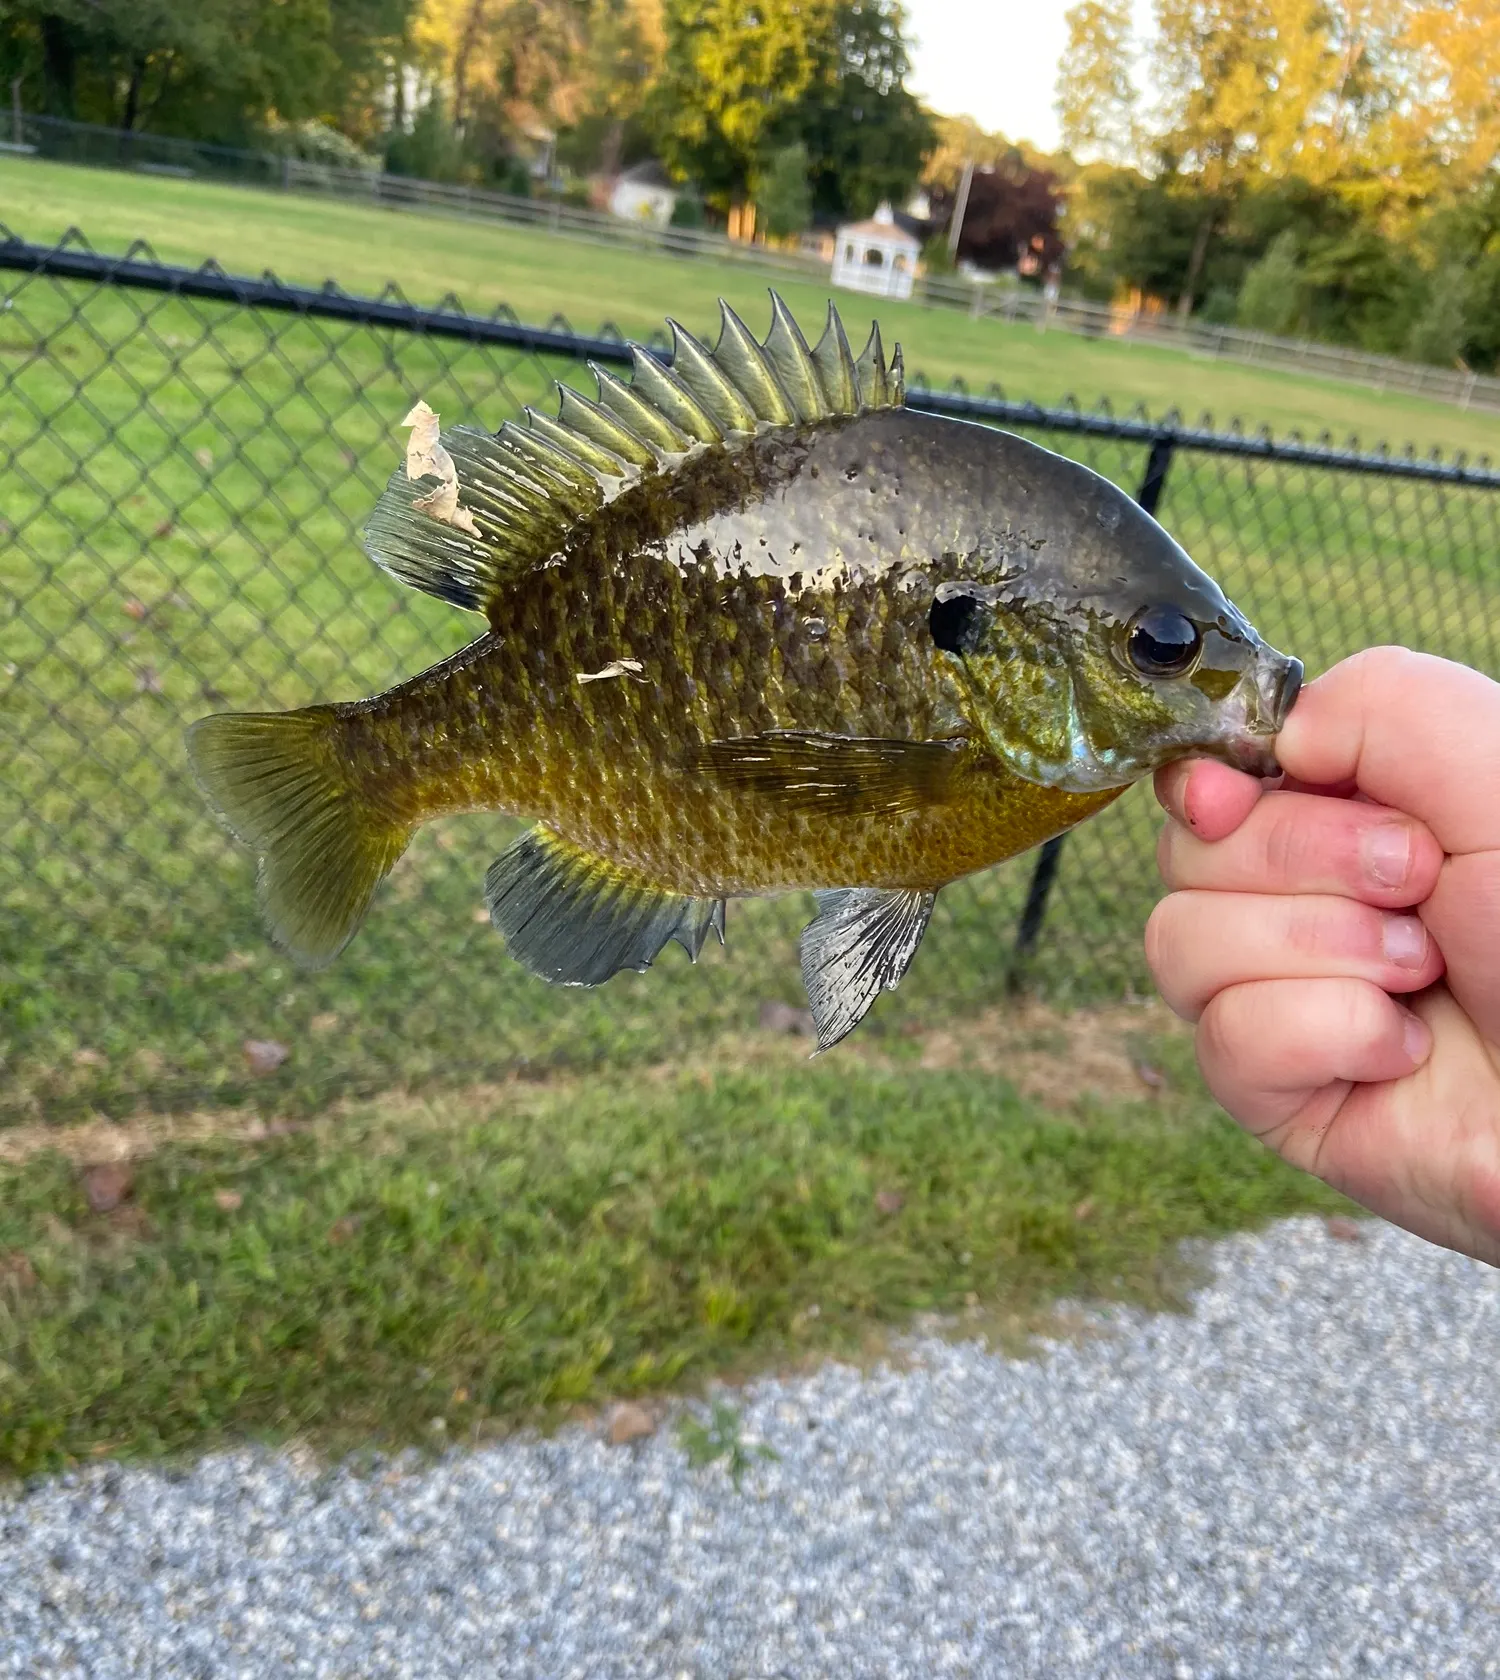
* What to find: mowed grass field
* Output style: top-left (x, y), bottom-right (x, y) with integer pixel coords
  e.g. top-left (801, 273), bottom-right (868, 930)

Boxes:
top-left (0, 156), bottom-right (1492, 1474)
top-left (8, 153), bottom-right (1500, 455)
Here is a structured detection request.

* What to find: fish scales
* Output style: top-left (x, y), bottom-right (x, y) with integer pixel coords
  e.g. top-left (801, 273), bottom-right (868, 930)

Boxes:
top-left (188, 295), bottom-right (1301, 1047)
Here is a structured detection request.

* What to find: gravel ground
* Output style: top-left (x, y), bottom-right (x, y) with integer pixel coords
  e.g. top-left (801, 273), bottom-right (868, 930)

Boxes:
top-left (3, 1215), bottom-right (1499, 1679)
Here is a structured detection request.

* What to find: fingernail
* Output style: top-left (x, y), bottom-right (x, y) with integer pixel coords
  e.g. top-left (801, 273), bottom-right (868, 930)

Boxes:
top-left (1363, 823), bottom-right (1412, 890)
top-left (1402, 1010), bottom-right (1432, 1066)
top-left (1382, 915), bottom-right (1427, 970)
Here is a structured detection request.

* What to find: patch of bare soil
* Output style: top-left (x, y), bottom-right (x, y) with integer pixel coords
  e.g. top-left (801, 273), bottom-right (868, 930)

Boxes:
top-left (0, 1003), bottom-right (1190, 1169)
top-left (916, 998), bottom-right (1186, 1108)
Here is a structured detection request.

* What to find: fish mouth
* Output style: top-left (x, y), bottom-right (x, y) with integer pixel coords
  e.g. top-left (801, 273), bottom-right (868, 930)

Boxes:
top-left (1224, 647), bottom-right (1302, 777)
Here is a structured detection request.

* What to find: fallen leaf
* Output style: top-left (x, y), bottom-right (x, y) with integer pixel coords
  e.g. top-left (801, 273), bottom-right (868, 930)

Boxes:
top-left (152, 520), bottom-right (175, 540)
top-left (471, 905), bottom-right (491, 925)
top-left (607, 1402), bottom-right (656, 1445)
top-left (72, 1048), bottom-right (106, 1069)
top-left (874, 1188), bottom-right (905, 1216)
top-left (327, 1214), bottom-right (362, 1244)
top-left (213, 1189), bottom-right (243, 1213)
top-left (193, 446), bottom-right (214, 470)
top-left (758, 1000), bottom-right (815, 1036)
top-left (201, 950), bottom-right (255, 976)
top-left (1326, 1215), bottom-right (1363, 1242)
top-left (81, 1162), bottom-right (134, 1214)
top-left (451, 1387), bottom-right (469, 1405)
top-left (576, 659), bottom-right (645, 684)
top-left (243, 1038), bottom-right (290, 1077)
top-left (134, 665), bottom-right (164, 695)
top-left (1133, 1060), bottom-right (1167, 1090)
top-left (309, 1011), bottom-right (340, 1034)
top-left (122, 597), bottom-right (148, 621)
top-left (0, 1251), bottom-right (37, 1294)
top-left (1073, 1197), bottom-right (1096, 1222)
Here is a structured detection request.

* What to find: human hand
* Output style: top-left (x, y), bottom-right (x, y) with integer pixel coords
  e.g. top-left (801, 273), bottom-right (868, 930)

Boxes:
top-left (1145, 646), bottom-right (1500, 1266)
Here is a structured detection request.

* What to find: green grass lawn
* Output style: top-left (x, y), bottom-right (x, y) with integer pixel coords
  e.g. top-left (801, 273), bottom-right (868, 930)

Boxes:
top-left (0, 1016), bottom-right (1348, 1477)
top-left (4, 233), bottom-right (1500, 1125)
top-left (6, 153), bottom-right (1500, 457)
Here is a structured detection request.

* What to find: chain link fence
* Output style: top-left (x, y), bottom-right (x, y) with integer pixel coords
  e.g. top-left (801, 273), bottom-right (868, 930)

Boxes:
top-left (5, 229), bottom-right (1500, 1125)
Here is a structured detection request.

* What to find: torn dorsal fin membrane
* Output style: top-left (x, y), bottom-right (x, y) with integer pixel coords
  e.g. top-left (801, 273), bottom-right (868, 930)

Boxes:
top-left (363, 295), bottom-right (902, 618)
top-left (363, 422), bottom-right (605, 613)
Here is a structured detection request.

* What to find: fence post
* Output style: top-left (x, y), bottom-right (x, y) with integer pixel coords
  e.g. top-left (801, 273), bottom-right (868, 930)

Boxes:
top-left (1006, 432), bottom-right (1179, 992)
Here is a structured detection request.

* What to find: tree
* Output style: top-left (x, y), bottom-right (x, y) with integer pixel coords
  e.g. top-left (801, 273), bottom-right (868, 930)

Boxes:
top-left (1056, 0), bottom-right (1138, 165)
top-left (794, 1), bottom-right (933, 221)
top-left (648, 0), bottom-right (836, 210)
top-left (648, 0), bottom-right (929, 219)
top-left (759, 141), bottom-right (812, 238)
top-left (1407, 266), bottom-right (1471, 366)
top-left (1, 0), bottom-right (416, 142)
top-left (1236, 229), bottom-right (1307, 334)
top-left (927, 151), bottom-right (1063, 274)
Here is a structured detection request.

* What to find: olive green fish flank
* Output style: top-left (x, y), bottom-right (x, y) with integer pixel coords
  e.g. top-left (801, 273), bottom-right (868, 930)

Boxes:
top-left (188, 292), bottom-right (1301, 1045)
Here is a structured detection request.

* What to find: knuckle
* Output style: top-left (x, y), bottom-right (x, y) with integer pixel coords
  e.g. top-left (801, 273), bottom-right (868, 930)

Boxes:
top-left (1197, 986), bottom-right (1252, 1070)
top-left (1257, 799), bottom-right (1311, 885)
top-left (1143, 897), bottom-right (1175, 982)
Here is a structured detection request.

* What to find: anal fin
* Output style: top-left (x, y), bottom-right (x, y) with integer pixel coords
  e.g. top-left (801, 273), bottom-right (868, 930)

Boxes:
top-left (799, 887), bottom-right (935, 1051)
top-left (486, 827), bottom-right (725, 987)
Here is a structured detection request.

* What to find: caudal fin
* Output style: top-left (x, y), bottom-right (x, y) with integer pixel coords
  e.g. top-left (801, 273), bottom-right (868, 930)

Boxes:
top-left (186, 707), bottom-right (410, 968)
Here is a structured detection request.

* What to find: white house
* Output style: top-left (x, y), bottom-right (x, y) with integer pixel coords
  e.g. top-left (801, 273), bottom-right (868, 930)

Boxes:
top-left (831, 203), bottom-right (920, 299)
top-left (608, 161), bottom-right (678, 228)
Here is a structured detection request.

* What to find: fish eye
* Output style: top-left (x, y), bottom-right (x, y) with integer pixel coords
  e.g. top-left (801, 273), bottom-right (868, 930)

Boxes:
top-left (1126, 604), bottom-right (1202, 678)
top-left (929, 591), bottom-right (987, 656)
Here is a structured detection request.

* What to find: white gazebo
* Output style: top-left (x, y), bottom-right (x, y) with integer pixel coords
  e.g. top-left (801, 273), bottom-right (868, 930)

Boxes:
top-left (831, 203), bottom-right (920, 299)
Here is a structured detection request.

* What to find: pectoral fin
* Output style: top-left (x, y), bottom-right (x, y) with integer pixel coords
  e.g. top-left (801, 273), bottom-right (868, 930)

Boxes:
top-left (700, 732), bottom-right (963, 818)
top-left (799, 886), bottom-right (935, 1051)
top-left (485, 827), bottom-right (725, 986)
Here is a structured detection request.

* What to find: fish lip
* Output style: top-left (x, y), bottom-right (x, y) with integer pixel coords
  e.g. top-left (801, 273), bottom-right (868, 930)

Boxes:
top-left (1267, 655), bottom-right (1303, 731)
top-left (1221, 648), bottom-right (1301, 778)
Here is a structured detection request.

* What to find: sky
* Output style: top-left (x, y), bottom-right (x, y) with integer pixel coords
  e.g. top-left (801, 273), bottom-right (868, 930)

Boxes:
top-left (904, 0), bottom-right (1154, 153)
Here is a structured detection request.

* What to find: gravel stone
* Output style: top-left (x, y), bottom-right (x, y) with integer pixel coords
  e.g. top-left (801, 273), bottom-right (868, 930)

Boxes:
top-left (3, 1215), bottom-right (1498, 1678)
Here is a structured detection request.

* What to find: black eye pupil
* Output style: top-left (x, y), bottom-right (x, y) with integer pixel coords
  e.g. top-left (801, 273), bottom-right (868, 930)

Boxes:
top-left (929, 591), bottom-right (985, 655)
top-left (1128, 605), bottom-right (1201, 676)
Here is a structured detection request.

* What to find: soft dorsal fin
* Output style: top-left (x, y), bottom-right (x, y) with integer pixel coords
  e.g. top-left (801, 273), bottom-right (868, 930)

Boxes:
top-left (362, 293), bottom-right (904, 620)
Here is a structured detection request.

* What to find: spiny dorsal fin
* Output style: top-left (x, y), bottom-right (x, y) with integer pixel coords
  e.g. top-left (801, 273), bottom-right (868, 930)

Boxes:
top-left (363, 293), bottom-right (902, 618)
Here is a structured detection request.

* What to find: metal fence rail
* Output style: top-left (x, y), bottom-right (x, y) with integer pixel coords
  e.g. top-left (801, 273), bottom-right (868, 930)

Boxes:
top-left (10, 114), bottom-right (1500, 416)
top-left (4, 233), bottom-right (1499, 1124)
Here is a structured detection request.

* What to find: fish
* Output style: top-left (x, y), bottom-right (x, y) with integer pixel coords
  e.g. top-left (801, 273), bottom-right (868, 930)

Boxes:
top-left (186, 293), bottom-right (1302, 1050)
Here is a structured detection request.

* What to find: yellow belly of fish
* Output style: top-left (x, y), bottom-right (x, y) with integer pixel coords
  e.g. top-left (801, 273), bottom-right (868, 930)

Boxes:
top-left (397, 745), bottom-right (1124, 897)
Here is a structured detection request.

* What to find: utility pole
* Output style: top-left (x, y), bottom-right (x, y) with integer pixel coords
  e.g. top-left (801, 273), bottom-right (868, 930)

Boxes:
top-left (10, 77), bottom-right (22, 149)
top-left (947, 157), bottom-right (974, 262)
